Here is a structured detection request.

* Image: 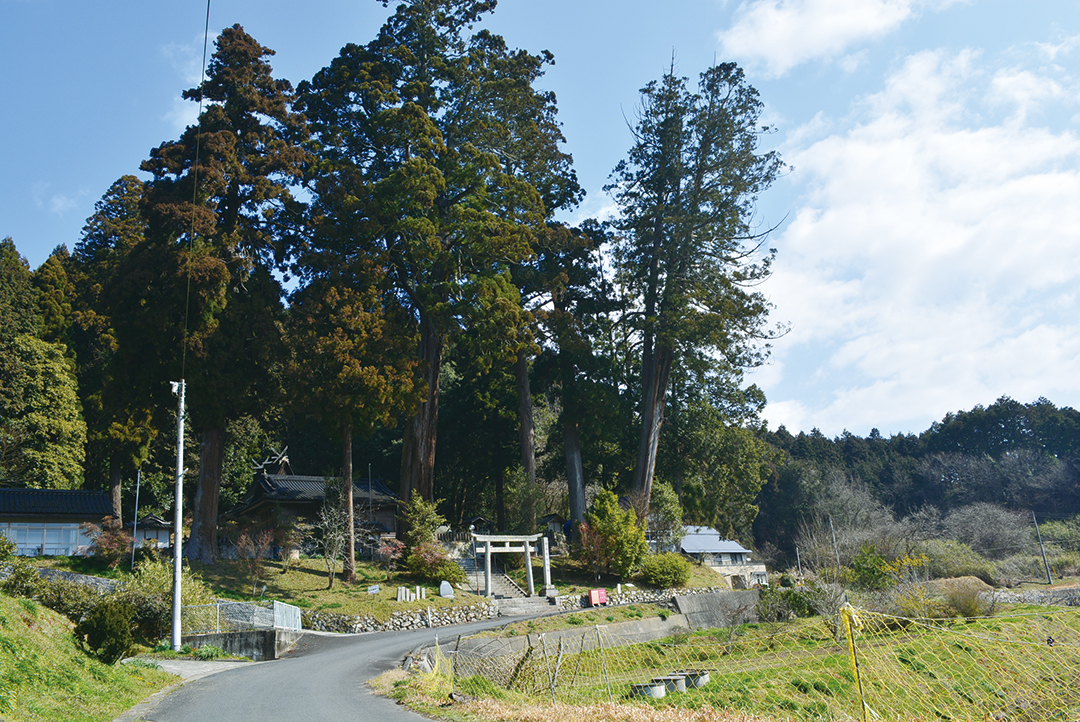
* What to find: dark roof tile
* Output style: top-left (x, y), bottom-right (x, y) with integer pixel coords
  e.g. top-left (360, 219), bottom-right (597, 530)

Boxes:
top-left (0, 489), bottom-right (113, 518)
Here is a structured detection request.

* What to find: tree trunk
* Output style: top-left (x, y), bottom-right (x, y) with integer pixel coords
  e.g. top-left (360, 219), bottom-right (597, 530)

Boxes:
top-left (515, 348), bottom-right (536, 531)
top-left (565, 421), bottom-right (586, 532)
top-left (633, 344), bottom-right (675, 510)
top-left (187, 425), bottom-right (225, 564)
top-left (399, 313), bottom-right (444, 504)
top-left (495, 468), bottom-right (506, 533)
top-left (108, 454), bottom-right (123, 524)
top-left (342, 423), bottom-right (356, 584)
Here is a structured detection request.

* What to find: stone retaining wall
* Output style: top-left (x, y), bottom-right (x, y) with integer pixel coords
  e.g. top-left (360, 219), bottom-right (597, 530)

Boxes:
top-left (302, 599), bottom-right (498, 633)
top-left (557, 585), bottom-right (730, 611)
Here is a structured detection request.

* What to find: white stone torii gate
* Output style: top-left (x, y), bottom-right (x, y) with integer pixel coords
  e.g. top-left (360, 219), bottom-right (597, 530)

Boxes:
top-left (471, 532), bottom-right (556, 598)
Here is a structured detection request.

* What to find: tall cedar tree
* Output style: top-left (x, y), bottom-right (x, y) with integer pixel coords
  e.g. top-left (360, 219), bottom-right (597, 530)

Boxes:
top-left (298, 0), bottom-right (578, 506)
top-left (136, 25), bottom-right (308, 562)
top-left (523, 222), bottom-right (624, 530)
top-left (286, 262), bottom-right (421, 583)
top-left (609, 64), bottom-right (783, 511)
top-left (67, 177), bottom-right (159, 521)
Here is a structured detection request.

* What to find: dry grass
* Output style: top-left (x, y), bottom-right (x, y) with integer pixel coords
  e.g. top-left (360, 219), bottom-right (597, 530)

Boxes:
top-left (463, 699), bottom-right (783, 722)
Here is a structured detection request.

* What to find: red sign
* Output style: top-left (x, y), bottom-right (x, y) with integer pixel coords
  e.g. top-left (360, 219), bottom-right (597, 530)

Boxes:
top-left (588, 588), bottom-right (607, 606)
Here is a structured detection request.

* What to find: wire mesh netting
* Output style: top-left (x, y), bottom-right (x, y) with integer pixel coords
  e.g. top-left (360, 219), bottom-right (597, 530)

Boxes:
top-left (429, 605), bottom-right (1080, 720)
top-left (181, 600), bottom-right (291, 634)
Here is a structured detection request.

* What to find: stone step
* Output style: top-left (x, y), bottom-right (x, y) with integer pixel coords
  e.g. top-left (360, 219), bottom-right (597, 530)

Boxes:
top-left (455, 557), bottom-right (527, 599)
top-left (495, 596), bottom-right (558, 617)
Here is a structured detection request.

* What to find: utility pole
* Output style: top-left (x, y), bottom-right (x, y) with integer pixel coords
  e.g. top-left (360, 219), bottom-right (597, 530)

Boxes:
top-left (130, 469), bottom-right (141, 572)
top-left (1032, 510), bottom-right (1052, 585)
top-left (170, 380), bottom-right (186, 651)
top-left (829, 515), bottom-right (841, 569)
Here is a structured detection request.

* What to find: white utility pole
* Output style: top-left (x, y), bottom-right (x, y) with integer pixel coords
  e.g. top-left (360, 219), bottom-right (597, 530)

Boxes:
top-left (171, 380), bottom-right (186, 651)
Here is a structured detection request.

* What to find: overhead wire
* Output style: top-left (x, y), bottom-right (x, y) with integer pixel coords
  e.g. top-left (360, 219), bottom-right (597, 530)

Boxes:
top-left (181, 0), bottom-right (213, 380)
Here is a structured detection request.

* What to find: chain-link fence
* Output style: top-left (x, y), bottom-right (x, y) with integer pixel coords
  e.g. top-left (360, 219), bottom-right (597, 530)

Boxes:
top-left (181, 600), bottom-right (301, 634)
top-left (428, 605), bottom-right (1080, 720)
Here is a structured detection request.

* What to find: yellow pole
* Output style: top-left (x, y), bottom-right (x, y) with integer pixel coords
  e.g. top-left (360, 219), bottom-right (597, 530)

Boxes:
top-left (842, 604), bottom-right (869, 722)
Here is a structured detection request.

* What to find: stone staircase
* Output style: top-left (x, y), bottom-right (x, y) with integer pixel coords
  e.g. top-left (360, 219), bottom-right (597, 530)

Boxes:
top-left (455, 556), bottom-right (558, 616)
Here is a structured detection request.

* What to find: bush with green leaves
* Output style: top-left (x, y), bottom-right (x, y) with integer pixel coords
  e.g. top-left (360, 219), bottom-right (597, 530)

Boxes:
top-left (919, 539), bottom-right (996, 585)
top-left (117, 559), bottom-right (215, 641)
top-left (405, 541), bottom-right (467, 585)
top-left (0, 534), bottom-right (42, 598)
top-left (401, 496), bottom-right (447, 549)
top-left (848, 542), bottom-right (893, 591)
top-left (193, 644), bottom-right (226, 660)
top-left (35, 577), bottom-right (105, 622)
top-left (757, 584), bottom-right (816, 621)
top-left (579, 490), bottom-right (649, 579)
top-left (637, 552), bottom-right (691, 588)
top-left (75, 598), bottom-right (135, 664)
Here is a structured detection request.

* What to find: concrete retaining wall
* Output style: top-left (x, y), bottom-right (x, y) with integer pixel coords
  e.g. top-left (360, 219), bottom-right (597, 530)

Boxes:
top-left (182, 629), bottom-right (303, 661)
top-left (674, 590), bottom-right (759, 630)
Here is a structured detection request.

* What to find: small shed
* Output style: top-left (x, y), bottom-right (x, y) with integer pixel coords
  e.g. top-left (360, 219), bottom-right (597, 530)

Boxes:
top-left (0, 489), bottom-right (111, 556)
top-left (127, 514), bottom-right (173, 549)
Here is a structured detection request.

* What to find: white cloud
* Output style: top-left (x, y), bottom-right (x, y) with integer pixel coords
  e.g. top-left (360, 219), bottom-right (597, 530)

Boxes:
top-left (758, 49), bottom-right (1080, 435)
top-left (163, 96), bottom-right (200, 133)
top-left (718, 0), bottom-right (961, 77)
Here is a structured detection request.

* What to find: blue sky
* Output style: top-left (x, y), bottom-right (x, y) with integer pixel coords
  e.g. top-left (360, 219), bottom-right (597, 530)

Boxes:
top-left (3, 0), bottom-right (1079, 438)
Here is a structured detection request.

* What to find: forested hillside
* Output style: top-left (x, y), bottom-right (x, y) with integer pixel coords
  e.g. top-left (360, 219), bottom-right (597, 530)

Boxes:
top-left (754, 396), bottom-right (1080, 574)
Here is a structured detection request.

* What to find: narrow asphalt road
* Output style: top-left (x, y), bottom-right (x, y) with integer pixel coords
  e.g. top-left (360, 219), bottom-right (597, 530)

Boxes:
top-left (124, 618), bottom-right (512, 722)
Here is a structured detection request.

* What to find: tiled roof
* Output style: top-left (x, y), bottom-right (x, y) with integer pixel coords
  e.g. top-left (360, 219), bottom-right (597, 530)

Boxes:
top-left (0, 489), bottom-right (113, 518)
top-left (680, 526), bottom-right (751, 555)
top-left (259, 474), bottom-right (399, 505)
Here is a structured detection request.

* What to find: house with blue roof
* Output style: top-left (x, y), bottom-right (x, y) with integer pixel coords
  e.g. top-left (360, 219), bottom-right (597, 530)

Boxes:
top-left (680, 525), bottom-right (768, 588)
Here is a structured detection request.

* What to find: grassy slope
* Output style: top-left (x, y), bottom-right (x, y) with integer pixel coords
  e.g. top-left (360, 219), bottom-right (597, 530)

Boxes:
top-left (392, 604), bottom-right (1080, 722)
top-left (0, 592), bottom-right (176, 722)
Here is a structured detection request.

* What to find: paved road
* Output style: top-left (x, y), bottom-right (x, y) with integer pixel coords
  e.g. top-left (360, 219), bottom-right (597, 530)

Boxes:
top-left (121, 619), bottom-right (510, 722)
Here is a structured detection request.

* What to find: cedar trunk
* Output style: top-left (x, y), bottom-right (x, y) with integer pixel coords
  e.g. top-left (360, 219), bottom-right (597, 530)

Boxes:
top-left (515, 348), bottom-right (536, 530)
top-left (342, 423), bottom-right (356, 584)
top-left (187, 425), bottom-right (225, 563)
top-left (633, 344), bottom-right (674, 509)
top-left (399, 313), bottom-right (443, 504)
top-left (565, 421), bottom-right (586, 531)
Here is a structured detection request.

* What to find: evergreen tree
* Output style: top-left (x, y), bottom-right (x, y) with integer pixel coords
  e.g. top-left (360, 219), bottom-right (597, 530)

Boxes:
top-left (609, 63), bottom-right (783, 510)
top-left (299, 0), bottom-right (578, 505)
top-left (135, 25), bottom-right (308, 561)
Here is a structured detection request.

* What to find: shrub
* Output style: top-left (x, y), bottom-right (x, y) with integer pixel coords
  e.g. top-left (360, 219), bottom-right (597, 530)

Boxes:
top-left (757, 585), bottom-right (816, 621)
top-left (117, 559), bottom-right (215, 641)
top-left (405, 541), bottom-right (467, 585)
top-left (75, 598), bottom-right (134, 664)
top-left (378, 538), bottom-right (405, 570)
top-left (849, 542), bottom-right (893, 591)
top-left (193, 644), bottom-right (226, 660)
top-left (81, 516), bottom-right (134, 568)
top-left (0, 557), bottom-right (43, 598)
top-left (578, 490), bottom-right (649, 579)
top-left (944, 583), bottom-right (994, 618)
top-left (638, 553), bottom-right (691, 588)
top-left (919, 539), bottom-right (996, 585)
top-left (36, 578), bottom-right (105, 622)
